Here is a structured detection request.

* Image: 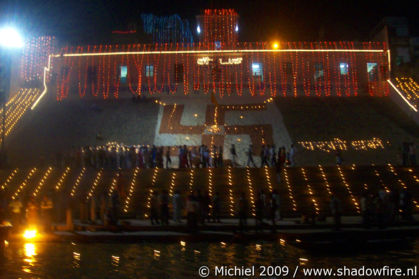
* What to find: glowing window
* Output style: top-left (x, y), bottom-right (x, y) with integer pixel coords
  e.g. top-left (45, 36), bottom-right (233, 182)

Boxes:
top-left (120, 66), bottom-right (127, 83)
top-left (215, 41), bottom-right (221, 50)
top-left (314, 63), bottom-right (324, 80)
top-left (367, 62), bottom-right (378, 82)
top-left (252, 63), bottom-right (263, 77)
top-left (339, 63), bottom-right (349, 75)
top-left (145, 65), bottom-right (153, 77)
top-left (197, 25), bottom-right (201, 34)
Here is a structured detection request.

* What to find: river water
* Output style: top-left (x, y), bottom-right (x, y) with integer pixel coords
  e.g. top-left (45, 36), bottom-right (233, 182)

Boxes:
top-left (0, 239), bottom-right (418, 278)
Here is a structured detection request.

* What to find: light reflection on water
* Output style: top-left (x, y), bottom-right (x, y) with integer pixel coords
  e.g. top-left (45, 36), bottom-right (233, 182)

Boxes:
top-left (0, 239), bottom-right (417, 279)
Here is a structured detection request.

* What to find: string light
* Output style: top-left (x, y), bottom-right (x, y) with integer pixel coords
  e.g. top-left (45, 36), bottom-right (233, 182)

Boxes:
top-left (0, 168), bottom-right (19, 191)
top-left (227, 166), bottom-right (235, 216)
top-left (70, 167), bottom-right (86, 197)
top-left (145, 167), bottom-right (160, 218)
top-left (107, 172), bottom-right (119, 197)
top-left (11, 168), bottom-right (37, 200)
top-left (33, 166), bottom-right (53, 197)
top-left (207, 168), bottom-right (214, 198)
top-left (318, 165), bottom-right (332, 196)
top-left (387, 163), bottom-right (418, 208)
top-left (337, 165), bottom-right (360, 213)
top-left (283, 168), bottom-right (297, 212)
top-left (55, 167), bottom-right (71, 191)
top-left (169, 172), bottom-right (177, 197)
top-left (245, 167), bottom-right (256, 216)
top-left (86, 169), bottom-right (103, 201)
top-left (123, 168), bottom-right (140, 213)
top-left (263, 165), bottom-right (273, 192)
top-left (301, 168), bottom-right (320, 215)
top-left (188, 168), bottom-right (195, 192)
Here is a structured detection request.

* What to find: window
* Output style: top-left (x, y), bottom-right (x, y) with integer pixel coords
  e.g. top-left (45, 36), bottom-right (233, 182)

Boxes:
top-left (120, 66), bottom-right (127, 83)
top-left (367, 62), bottom-right (378, 82)
top-left (145, 65), bottom-right (154, 77)
top-left (252, 63), bottom-right (263, 76)
top-left (314, 63), bottom-right (324, 80)
top-left (174, 63), bottom-right (184, 83)
top-left (215, 41), bottom-right (221, 50)
top-left (339, 63), bottom-right (349, 75)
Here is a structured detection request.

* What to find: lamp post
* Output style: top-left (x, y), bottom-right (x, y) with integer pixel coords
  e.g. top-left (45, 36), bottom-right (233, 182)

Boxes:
top-left (0, 26), bottom-right (24, 168)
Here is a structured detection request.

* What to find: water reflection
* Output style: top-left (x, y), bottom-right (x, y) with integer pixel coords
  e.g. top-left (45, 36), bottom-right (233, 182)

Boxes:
top-left (22, 243), bottom-right (36, 273)
top-left (0, 240), bottom-right (416, 279)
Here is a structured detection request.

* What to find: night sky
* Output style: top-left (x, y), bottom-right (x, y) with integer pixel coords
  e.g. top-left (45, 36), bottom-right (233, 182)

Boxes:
top-left (0, 0), bottom-right (418, 44)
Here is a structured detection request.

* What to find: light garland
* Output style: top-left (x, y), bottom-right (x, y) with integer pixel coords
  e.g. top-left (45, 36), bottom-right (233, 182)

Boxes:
top-left (263, 165), bottom-right (273, 192)
top-left (168, 172), bottom-right (177, 197)
top-left (387, 163), bottom-right (418, 208)
top-left (0, 169), bottom-right (19, 191)
top-left (108, 172), bottom-right (119, 197)
top-left (283, 168), bottom-right (297, 211)
top-left (86, 169), bottom-right (103, 201)
top-left (318, 165), bottom-right (333, 196)
top-left (227, 166), bottom-right (235, 216)
top-left (70, 167), bottom-right (86, 197)
top-left (11, 168), bottom-right (37, 200)
top-left (33, 167), bottom-right (53, 197)
top-left (301, 168), bottom-right (320, 215)
top-left (337, 165), bottom-right (360, 213)
top-left (144, 168), bottom-right (160, 218)
top-left (245, 167), bottom-right (256, 216)
top-left (188, 168), bottom-right (195, 193)
top-left (55, 167), bottom-right (71, 191)
top-left (123, 168), bottom-right (140, 213)
top-left (207, 167), bottom-right (214, 198)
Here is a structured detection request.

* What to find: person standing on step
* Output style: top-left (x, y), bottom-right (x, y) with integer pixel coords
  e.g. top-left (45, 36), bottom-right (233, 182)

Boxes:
top-left (165, 147), bottom-right (172, 169)
top-left (150, 191), bottom-right (160, 225)
top-left (247, 144), bottom-right (256, 167)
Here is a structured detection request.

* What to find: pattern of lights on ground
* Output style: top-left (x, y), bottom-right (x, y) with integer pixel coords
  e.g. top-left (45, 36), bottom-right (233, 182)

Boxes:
top-left (55, 167), bottom-right (71, 191)
top-left (32, 166), bottom-right (53, 197)
top-left (318, 165), bottom-right (333, 196)
top-left (227, 166), bottom-right (235, 216)
top-left (387, 163), bottom-right (418, 208)
top-left (70, 168), bottom-right (86, 197)
top-left (337, 165), bottom-right (360, 213)
top-left (168, 172), bottom-right (177, 197)
top-left (283, 168), bottom-right (297, 212)
top-left (107, 172), bottom-right (119, 197)
top-left (0, 89), bottom-right (41, 143)
top-left (123, 168), bottom-right (139, 213)
top-left (245, 167), bottom-right (256, 216)
top-left (301, 168), bottom-right (320, 215)
top-left (372, 165), bottom-right (391, 193)
top-left (0, 169), bottom-right (19, 190)
top-left (11, 168), bottom-right (37, 200)
top-left (188, 168), bottom-right (195, 192)
top-left (86, 169), bottom-right (103, 201)
top-left (298, 137), bottom-right (386, 153)
top-left (394, 77), bottom-right (419, 107)
top-left (145, 168), bottom-right (160, 218)
top-left (263, 166), bottom-right (273, 192)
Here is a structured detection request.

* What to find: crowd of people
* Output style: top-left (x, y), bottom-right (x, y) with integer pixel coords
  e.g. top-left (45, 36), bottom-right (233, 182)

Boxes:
top-left (52, 143), bottom-right (297, 170)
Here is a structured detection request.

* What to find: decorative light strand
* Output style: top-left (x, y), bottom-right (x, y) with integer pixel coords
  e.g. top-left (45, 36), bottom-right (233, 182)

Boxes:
top-left (55, 166), bottom-right (71, 191)
top-left (0, 169), bottom-right (19, 191)
top-left (123, 168), bottom-right (140, 213)
top-left (33, 167), bottom-right (53, 197)
top-left (11, 168), bottom-right (37, 200)
top-left (70, 167), bottom-right (86, 197)
top-left (283, 168), bottom-right (297, 212)
top-left (301, 168), bottom-right (320, 215)
top-left (86, 169), bottom-right (103, 201)
top-left (227, 166), bottom-right (235, 216)
top-left (337, 165), bottom-right (360, 213)
top-left (245, 167), bottom-right (256, 216)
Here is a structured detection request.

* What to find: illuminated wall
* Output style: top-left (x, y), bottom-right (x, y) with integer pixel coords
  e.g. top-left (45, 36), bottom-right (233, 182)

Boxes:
top-left (50, 41), bottom-right (390, 100)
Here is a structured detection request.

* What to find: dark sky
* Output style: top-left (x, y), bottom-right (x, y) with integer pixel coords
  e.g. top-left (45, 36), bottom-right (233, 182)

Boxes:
top-left (1, 0), bottom-right (418, 44)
